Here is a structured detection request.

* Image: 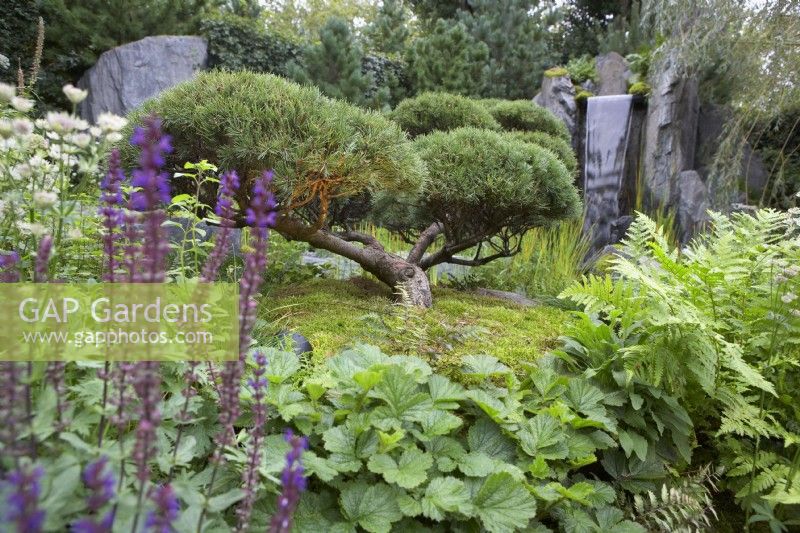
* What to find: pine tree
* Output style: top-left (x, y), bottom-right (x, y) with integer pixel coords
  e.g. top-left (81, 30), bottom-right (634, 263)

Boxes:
top-left (365, 0), bottom-right (410, 56)
top-left (404, 19), bottom-right (489, 96)
top-left (459, 0), bottom-right (559, 99)
top-left (290, 17), bottom-right (374, 107)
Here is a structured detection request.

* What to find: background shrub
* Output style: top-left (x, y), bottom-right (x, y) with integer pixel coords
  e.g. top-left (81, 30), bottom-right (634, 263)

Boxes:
top-left (388, 92), bottom-right (500, 137)
top-left (506, 130), bottom-right (578, 174)
top-left (412, 128), bottom-right (580, 240)
top-left (201, 14), bottom-right (302, 77)
top-left (481, 99), bottom-right (571, 141)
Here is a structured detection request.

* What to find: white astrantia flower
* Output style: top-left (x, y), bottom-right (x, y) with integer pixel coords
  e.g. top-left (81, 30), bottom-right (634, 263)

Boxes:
top-left (89, 126), bottom-right (101, 137)
top-left (11, 97), bottom-right (34, 113)
top-left (18, 221), bottom-right (48, 237)
top-left (0, 82), bottom-right (15, 102)
top-left (33, 190), bottom-right (58, 208)
top-left (70, 132), bottom-right (92, 149)
top-left (106, 132), bottom-right (123, 143)
top-left (12, 163), bottom-right (32, 179)
top-left (12, 118), bottom-right (34, 137)
top-left (62, 84), bottom-right (88, 105)
top-left (97, 112), bottom-right (127, 132)
top-left (45, 112), bottom-right (89, 134)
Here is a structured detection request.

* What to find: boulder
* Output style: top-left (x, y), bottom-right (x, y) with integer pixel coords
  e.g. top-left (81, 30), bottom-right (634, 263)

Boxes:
top-left (595, 52), bottom-right (630, 96)
top-left (642, 50), bottom-right (699, 207)
top-left (696, 103), bottom-right (769, 203)
top-left (78, 36), bottom-right (207, 123)
top-left (675, 170), bottom-right (709, 244)
top-left (533, 74), bottom-right (578, 148)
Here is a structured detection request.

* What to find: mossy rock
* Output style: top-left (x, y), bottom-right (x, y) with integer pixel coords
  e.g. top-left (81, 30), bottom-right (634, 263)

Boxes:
top-left (544, 66), bottom-right (569, 78)
top-left (575, 89), bottom-right (593, 102)
top-left (628, 81), bottom-right (652, 96)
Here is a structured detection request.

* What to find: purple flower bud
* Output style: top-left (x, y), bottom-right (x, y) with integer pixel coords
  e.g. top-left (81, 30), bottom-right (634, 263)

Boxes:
top-left (34, 236), bottom-right (53, 282)
top-left (268, 430), bottom-right (308, 533)
top-left (0, 251), bottom-right (20, 282)
top-left (72, 457), bottom-right (116, 533)
top-left (4, 465), bottom-right (46, 533)
top-left (145, 484), bottom-right (179, 533)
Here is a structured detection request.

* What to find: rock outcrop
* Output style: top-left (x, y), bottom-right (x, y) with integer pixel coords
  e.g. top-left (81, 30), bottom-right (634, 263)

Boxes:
top-left (595, 52), bottom-right (631, 96)
top-left (642, 50), bottom-right (699, 207)
top-left (674, 170), bottom-right (709, 244)
top-left (695, 103), bottom-right (769, 202)
top-left (533, 74), bottom-right (578, 148)
top-left (78, 36), bottom-right (207, 122)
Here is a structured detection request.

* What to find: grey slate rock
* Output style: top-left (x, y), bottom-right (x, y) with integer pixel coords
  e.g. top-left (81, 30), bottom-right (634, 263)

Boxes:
top-left (79, 36), bottom-right (207, 123)
top-left (675, 170), bottom-right (709, 244)
top-left (642, 50), bottom-right (699, 207)
top-left (595, 52), bottom-right (631, 96)
top-left (533, 74), bottom-right (578, 148)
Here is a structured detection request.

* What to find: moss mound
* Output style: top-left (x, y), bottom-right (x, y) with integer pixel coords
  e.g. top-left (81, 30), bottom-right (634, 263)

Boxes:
top-left (259, 278), bottom-right (570, 376)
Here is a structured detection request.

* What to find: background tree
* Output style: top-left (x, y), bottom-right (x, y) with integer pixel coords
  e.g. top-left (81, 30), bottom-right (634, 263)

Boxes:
top-left (123, 72), bottom-right (580, 306)
top-left (459, 0), bottom-right (560, 99)
top-left (365, 0), bottom-right (411, 56)
top-left (405, 20), bottom-right (489, 97)
top-left (289, 17), bottom-right (374, 107)
top-left (262, 0), bottom-right (378, 42)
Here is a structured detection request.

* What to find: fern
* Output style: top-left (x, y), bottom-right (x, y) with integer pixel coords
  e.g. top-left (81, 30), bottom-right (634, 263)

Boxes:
top-left (631, 466), bottom-right (719, 532)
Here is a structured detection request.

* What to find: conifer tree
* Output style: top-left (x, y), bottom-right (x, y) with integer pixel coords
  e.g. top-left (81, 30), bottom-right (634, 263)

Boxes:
top-left (290, 16), bottom-right (374, 107)
top-left (365, 0), bottom-right (411, 56)
top-left (460, 0), bottom-right (559, 99)
top-left (405, 19), bottom-right (489, 97)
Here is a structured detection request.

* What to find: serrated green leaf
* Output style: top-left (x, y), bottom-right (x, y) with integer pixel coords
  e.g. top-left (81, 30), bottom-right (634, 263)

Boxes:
top-left (467, 418), bottom-right (516, 461)
top-left (618, 430), bottom-right (648, 461)
top-left (340, 482), bottom-right (403, 533)
top-left (421, 477), bottom-right (471, 521)
top-left (419, 409), bottom-right (462, 437)
top-left (457, 451), bottom-right (496, 477)
top-left (462, 355), bottom-right (511, 377)
top-left (369, 366), bottom-right (433, 430)
top-left (378, 429), bottom-right (405, 453)
top-left (518, 414), bottom-right (569, 460)
top-left (264, 348), bottom-right (301, 383)
top-left (353, 370), bottom-right (382, 391)
top-left (323, 423), bottom-right (378, 473)
top-left (473, 472), bottom-right (537, 533)
top-left (428, 375), bottom-right (467, 409)
top-left (367, 448), bottom-right (433, 489)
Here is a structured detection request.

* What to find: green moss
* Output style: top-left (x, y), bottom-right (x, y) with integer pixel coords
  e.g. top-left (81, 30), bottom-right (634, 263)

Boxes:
top-left (628, 81), bottom-right (652, 96)
top-left (544, 66), bottom-right (569, 78)
top-left (259, 278), bottom-right (570, 376)
top-left (575, 89), bottom-right (593, 101)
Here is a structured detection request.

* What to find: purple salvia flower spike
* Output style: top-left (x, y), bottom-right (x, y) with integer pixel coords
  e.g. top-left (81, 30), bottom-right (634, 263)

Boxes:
top-left (4, 465), bottom-right (46, 533)
top-left (129, 114), bottom-right (172, 282)
top-left (34, 235), bottom-right (53, 282)
top-left (145, 484), bottom-right (179, 533)
top-left (99, 149), bottom-right (126, 282)
top-left (216, 171), bottom-right (276, 455)
top-left (269, 430), bottom-right (308, 533)
top-left (200, 170), bottom-right (240, 283)
top-left (72, 457), bottom-right (116, 533)
top-left (234, 351), bottom-right (269, 532)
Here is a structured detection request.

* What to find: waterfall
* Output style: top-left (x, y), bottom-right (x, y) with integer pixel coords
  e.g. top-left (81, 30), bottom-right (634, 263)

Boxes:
top-left (583, 94), bottom-right (634, 252)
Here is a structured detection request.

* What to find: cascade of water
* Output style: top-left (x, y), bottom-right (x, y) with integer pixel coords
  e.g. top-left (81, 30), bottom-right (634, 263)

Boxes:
top-left (583, 94), bottom-right (634, 251)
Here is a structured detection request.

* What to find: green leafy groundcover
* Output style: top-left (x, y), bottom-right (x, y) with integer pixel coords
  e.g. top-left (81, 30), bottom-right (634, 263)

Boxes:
top-left (258, 344), bottom-right (650, 532)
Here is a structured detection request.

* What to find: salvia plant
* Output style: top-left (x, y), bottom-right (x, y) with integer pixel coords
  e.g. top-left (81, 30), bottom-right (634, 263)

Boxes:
top-left (0, 86), bottom-right (312, 532)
